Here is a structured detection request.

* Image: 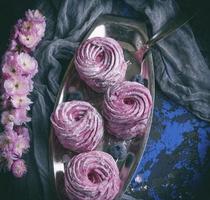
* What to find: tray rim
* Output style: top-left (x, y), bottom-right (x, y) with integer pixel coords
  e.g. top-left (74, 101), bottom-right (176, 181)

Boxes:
top-left (49, 14), bottom-right (155, 200)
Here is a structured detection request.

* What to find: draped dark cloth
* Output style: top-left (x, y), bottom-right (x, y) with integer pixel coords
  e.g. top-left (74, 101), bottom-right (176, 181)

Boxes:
top-left (0, 0), bottom-right (209, 200)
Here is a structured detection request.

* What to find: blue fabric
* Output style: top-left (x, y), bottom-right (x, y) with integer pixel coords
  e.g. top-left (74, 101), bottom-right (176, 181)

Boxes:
top-left (129, 89), bottom-right (210, 199)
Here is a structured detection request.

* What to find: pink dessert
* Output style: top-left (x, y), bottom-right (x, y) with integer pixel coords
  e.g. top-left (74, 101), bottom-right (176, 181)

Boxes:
top-left (50, 101), bottom-right (103, 152)
top-left (103, 81), bottom-right (152, 139)
top-left (65, 151), bottom-right (121, 200)
top-left (74, 36), bottom-right (127, 92)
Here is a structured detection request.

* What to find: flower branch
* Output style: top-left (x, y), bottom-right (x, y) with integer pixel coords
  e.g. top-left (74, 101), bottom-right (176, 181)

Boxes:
top-left (0, 9), bottom-right (46, 177)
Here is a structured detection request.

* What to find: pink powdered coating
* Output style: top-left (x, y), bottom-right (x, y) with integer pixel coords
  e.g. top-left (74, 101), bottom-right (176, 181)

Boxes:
top-left (103, 81), bottom-right (152, 140)
top-left (50, 101), bottom-right (103, 153)
top-left (74, 37), bottom-right (127, 93)
top-left (64, 151), bottom-right (121, 200)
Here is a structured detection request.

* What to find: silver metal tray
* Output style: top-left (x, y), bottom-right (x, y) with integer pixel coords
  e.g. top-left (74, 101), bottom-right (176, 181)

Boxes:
top-left (49, 15), bottom-right (155, 200)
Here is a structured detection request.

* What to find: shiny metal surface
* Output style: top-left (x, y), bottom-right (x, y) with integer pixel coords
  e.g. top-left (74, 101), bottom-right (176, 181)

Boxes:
top-left (49, 15), bottom-right (155, 200)
top-left (146, 11), bottom-right (196, 48)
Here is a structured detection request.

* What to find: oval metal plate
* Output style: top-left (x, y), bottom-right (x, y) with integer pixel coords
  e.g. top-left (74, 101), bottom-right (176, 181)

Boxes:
top-left (49, 15), bottom-right (155, 200)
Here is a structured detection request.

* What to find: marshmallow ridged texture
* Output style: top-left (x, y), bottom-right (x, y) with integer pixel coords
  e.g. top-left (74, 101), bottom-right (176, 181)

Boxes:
top-left (74, 36), bottom-right (127, 92)
top-left (65, 151), bottom-right (121, 200)
top-left (103, 81), bottom-right (152, 139)
top-left (50, 101), bottom-right (103, 152)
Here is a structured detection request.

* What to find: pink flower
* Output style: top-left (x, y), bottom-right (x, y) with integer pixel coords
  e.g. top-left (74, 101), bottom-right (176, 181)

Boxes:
top-left (0, 129), bottom-right (29, 156)
top-left (2, 52), bottom-right (21, 78)
top-left (33, 22), bottom-right (46, 39)
top-left (1, 111), bottom-right (14, 130)
top-left (16, 10), bottom-right (46, 50)
top-left (20, 20), bottom-right (36, 35)
top-left (2, 51), bottom-right (38, 79)
top-left (18, 32), bottom-right (40, 50)
top-left (4, 130), bottom-right (18, 146)
top-left (20, 19), bottom-right (45, 37)
top-left (8, 9), bottom-right (46, 51)
top-left (15, 127), bottom-right (30, 140)
top-left (2, 62), bottom-right (19, 78)
top-left (4, 76), bottom-right (31, 96)
top-left (8, 21), bottom-right (30, 53)
top-left (16, 52), bottom-right (38, 77)
top-left (25, 9), bottom-right (45, 23)
top-left (11, 159), bottom-right (27, 178)
top-left (8, 10), bottom-right (46, 51)
top-left (8, 39), bottom-right (30, 53)
top-left (13, 132), bottom-right (30, 157)
top-left (0, 131), bottom-right (18, 169)
top-left (0, 129), bottom-right (30, 170)
top-left (11, 108), bottom-right (31, 125)
top-left (11, 95), bottom-right (32, 109)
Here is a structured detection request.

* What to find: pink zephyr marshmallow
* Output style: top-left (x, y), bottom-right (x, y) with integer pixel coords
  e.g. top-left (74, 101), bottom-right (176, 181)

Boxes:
top-left (51, 100), bottom-right (103, 153)
top-left (74, 37), bottom-right (127, 93)
top-left (65, 151), bottom-right (121, 200)
top-left (103, 81), bottom-right (152, 140)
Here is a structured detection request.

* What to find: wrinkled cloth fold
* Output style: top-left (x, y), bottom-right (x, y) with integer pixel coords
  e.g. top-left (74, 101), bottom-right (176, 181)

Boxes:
top-left (9, 0), bottom-right (209, 200)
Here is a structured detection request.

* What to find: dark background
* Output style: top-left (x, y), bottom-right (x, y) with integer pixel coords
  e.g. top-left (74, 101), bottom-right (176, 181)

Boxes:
top-left (0, 0), bottom-right (210, 200)
top-left (0, 0), bottom-right (209, 61)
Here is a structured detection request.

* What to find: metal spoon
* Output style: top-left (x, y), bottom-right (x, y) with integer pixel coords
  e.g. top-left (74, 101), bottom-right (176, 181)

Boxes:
top-left (135, 10), bottom-right (198, 63)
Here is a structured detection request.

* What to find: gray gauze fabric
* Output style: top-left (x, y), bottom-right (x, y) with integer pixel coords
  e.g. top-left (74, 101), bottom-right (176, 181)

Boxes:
top-left (125, 0), bottom-right (210, 121)
top-left (27, 0), bottom-right (210, 199)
